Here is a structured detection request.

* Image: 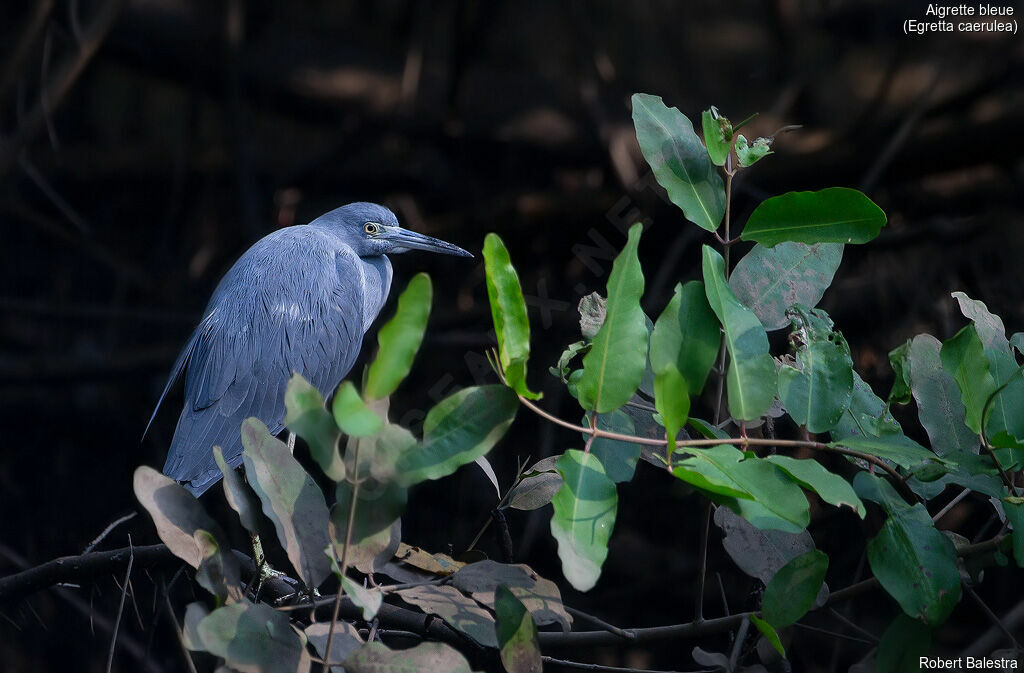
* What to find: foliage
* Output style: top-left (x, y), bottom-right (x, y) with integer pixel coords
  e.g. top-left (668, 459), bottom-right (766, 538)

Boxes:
top-left (132, 92), bottom-right (1024, 671)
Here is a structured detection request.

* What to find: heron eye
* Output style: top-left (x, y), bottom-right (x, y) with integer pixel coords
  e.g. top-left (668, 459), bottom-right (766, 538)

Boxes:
top-left (364, 222), bottom-right (381, 235)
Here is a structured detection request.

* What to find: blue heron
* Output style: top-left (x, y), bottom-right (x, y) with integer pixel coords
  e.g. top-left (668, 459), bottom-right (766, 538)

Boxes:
top-left (146, 202), bottom-right (471, 496)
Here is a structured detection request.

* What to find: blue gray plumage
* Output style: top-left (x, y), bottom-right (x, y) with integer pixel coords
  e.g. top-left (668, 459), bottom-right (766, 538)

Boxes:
top-left (147, 202), bottom-right (471, 495)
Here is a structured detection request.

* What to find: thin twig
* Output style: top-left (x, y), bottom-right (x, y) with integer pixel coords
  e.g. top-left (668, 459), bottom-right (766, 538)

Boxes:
top-left (565, 606), bottom-right (635, 641)
top-left (161, 583), bottom-right (198, 673)
top-left (106, 538), bottom-right (134, 673)
top-left (932, 488), bottom-right (971, 523)
top-left (323, 443), bottom-right (362, 673)
top-left (693, 502), bottom-right (712, 622)
top-left (84, 512), bottom-right (137, 554)
top-left (727, 615), bottom-right (749, 671)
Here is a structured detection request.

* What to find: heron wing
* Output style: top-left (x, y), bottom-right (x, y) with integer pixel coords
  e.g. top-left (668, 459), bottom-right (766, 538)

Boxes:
top-left (161, 228), bottom-right (370, 495)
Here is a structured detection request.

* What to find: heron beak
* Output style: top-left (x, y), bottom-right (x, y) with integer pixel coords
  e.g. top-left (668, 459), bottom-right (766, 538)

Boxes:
top-left (387, 227), bottom-right (473, 258)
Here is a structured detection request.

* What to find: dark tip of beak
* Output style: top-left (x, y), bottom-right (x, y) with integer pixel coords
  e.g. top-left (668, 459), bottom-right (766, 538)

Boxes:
top-left (393, 228), bottom-right (474, 258)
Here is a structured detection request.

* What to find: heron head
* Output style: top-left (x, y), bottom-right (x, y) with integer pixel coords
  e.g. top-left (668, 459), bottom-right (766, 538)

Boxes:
top-left (310, 202), bottom-right (473, 259)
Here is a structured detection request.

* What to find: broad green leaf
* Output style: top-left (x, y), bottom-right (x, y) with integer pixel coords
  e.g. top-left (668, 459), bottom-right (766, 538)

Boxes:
top-left (688, 417), bottom-right (730, 440)
top-left (343, 576), bottom-right (383, 620)
top-left (550, 450), bottom-right (618, 591)
top-left (952, 292), bottom-right (1024, 438)
top-left (344, 642), bottom-right (473, 673)
top-left (241, 418), bottom-right (331, 588)
top-left (195, 602), bottom-right (311, 673)
top-left (484, 234), bottom-right (540, 399)
top-left (940, 324), bottom-right (996, 434)
top-left (673, 446), bottom-right (810, 533)
top-left (650, 281), bottom-right (719, 395)
top-left (762, 550), bottom-right (828, 627)
top-left (749, 615), bottom-right (785, 657)
top-left (906, 335), bottom-right (978, 456)
top-left (832, 371), bottom-right (903, 440)
top-left (888, 340), bottom-right (912, 405)
top-left (777, 305), bottom-right (854, 433)
top-left (495, 585), bottom-right (543, 673)
top-left (397, 584), bottom-right (496, 647)
top-left (331, 381), bottom-right (384, 438)
top-left (701, 107), bottom-right (730, 166)
top-left (735, 134), bottom-right (772, 167)
top-left (855, 473), bottom-right (962, 626)
top-left (331, 478), bottom-right (407, 574)
top-left (631, 93), bottom-right (726, 232)
top-left (584, 410), bottom-right (641, 483)
top-left (741, 187), bottom-right (886, 247)
top-left (397, 385), bottom-right (518, 485)
top-left (654, 365), bottom-right (690, 457)
top-left (284, 373), bottom-right (345, 481)
top-left (702, 245), bottom-right (776, 421)
top-left (764, 455), bottom-right (865, 517)
top-left (830, 433), bottom-right (941, 469)
top-left (876, 613), bottom-right (932, 673)
top-left (213, 446), bottom-right (262, 534)
top-left (730, 242), bottom-right (843, 331)
top-left (346, 414), bottom-right (417, 484)
top-left (1003, 497), bottom-right (1024, 568)
top-left (133, 466), bottom-right (225, 569)
top-left (578, 224), bottom-right (648, 413)
top-left (364, 273), bottom-right (432, 400)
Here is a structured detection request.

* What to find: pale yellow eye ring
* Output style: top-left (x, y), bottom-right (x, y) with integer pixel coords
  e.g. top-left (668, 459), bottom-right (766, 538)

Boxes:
top-left (364, 222), bottom-right (381, 235)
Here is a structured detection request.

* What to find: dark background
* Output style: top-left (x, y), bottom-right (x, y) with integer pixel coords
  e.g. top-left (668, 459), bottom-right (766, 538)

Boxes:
top-left (2, 0), bottom-right (1023, 671)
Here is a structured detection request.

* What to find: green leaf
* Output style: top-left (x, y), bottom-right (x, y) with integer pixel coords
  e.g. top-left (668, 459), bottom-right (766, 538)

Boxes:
top-left (740, 187), bottom-right (886, 247)
top-left (484, 233), bottom-right (540, 399)
top-left (855, 473), bottom-right (963, 626)
top-left (133, 466), bottom-right (226, 569)
top-left (735, 134), bottom-right (773, 167)
top-left (876, 613), bottom-right (932, 673)
top-left (952, 292), bottom-right (1024, 438)
top-left (777, 305), bottom-right (854, 433)
top-left (730, 242), bottom-right (843, 332)
top-left (1003, 497), bottom-right (1024, 568)
top-left (631, 93), bottom-right (725, 232)
top-left (905, 335), bottom-right (978, 456)
top-left (331, 478), bottom-right (407, 574)
top-left (673, 446), bottom-right (810, 533)
top-left (762, 549), bottom-right (828, 628)
top-left (283, 373), bottom-right (345, 481)
top-left (940, 324), bottom-right (997, 434)
top-left (702, 245), bottom-right (777, 421)
top-left (331, 381), bottom-right (384, 438)
top-left (494, 585), bottom-right (543, 673)
top-left (550, 340), bottom-right (588, 382)
top-left (195, 602), bottom-right (311, 673)
top-left (241, 418), bottom-right (332, 588)
top-left (749, 614), bottom-right (785, 658)
top-left (344, 642), bottom-right (473, 673)
top-left (714, 507), bottom-right (821, 588)
top-left (650, 281), bottom-right (720, 395)
top-left (764, 455), bottom-right (865, 517)
top-left (832, 371), bottom-right (904, 440)
top-left (654, 366), bottom-right (690, 458)
top-left (701, 108), bottom-right (730, 166)
top-left (584, 410), bottom-right (642, 483)
top-left (888, 340), bottom-right (912, 405)
top-left (578, 223), bottom-right (648, 413)
top-left (213, 446), bottom-right (263, 534)
top-left (550, 450), bottom-right (618, 591)
top-left (397, 385), bottom-right (518, 485)
top-left (364, 273), bottom-right (432, 400)
top-left (830, 433), bottom-right (942, 469)
top-left (343, 576), bottom-right (383, 620)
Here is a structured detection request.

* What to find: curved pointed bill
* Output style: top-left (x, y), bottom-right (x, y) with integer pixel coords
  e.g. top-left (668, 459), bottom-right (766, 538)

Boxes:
top-left (385, 226), bottom-right (473, 258)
